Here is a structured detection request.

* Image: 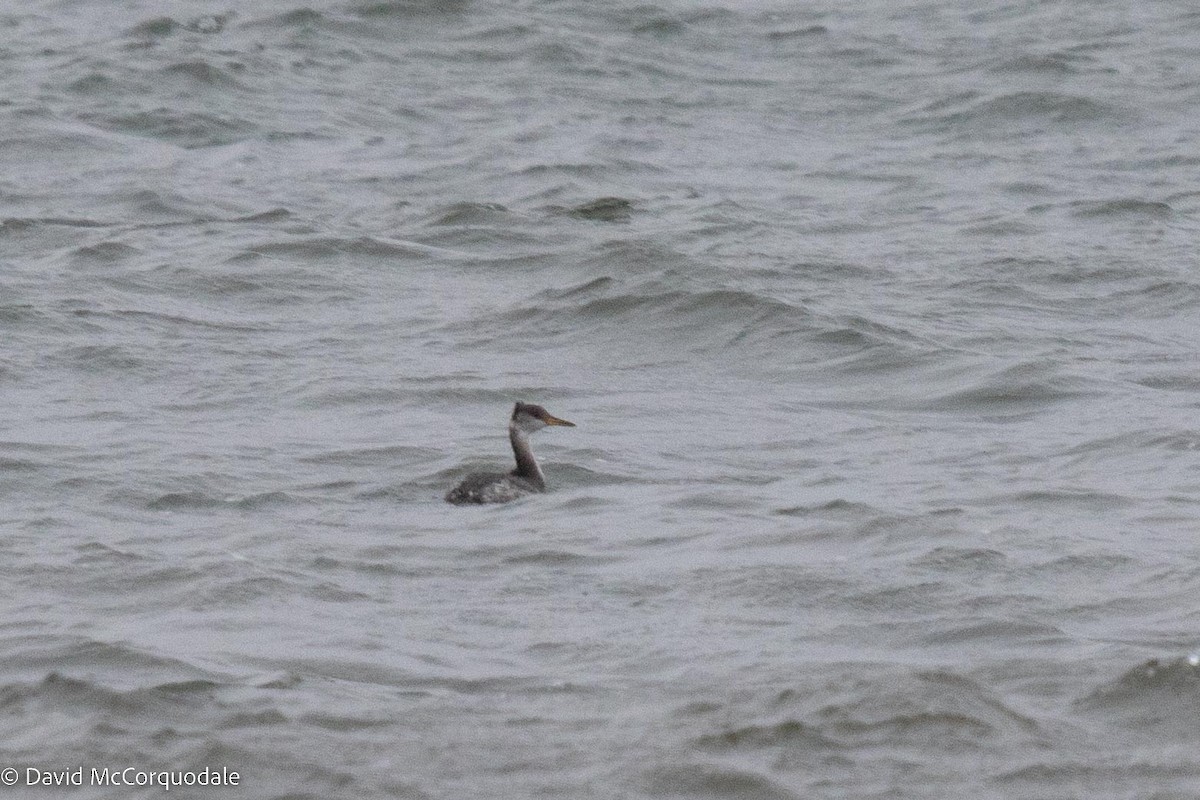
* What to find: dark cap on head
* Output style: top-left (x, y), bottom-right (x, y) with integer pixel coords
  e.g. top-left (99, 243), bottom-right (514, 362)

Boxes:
top-left (512, 401), bottom-right (575, 427)
top-left (512, 401), bottom-right (538, 418)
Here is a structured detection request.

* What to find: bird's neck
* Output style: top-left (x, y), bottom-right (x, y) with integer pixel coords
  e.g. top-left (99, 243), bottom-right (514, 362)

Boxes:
top-left (509, 425), bottom-right (545, 487)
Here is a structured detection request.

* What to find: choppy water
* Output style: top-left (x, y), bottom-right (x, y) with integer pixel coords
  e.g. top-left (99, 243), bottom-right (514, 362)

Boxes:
top-left (3, 0), bottom-right (1200, 797)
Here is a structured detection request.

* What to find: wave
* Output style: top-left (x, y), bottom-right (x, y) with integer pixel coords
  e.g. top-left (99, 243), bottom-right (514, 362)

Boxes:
top-left (239, 8), bottom-right (326, 31)
top-left (956, 91), bottom-right (1120, 124)
top-left (159, 60), bottom-right (244, 88)
top-left (1080, 656), bottom-right (1200, 708)
top-left (127, 14), bottom-right (230, 38)
top-left (907, 91), bottom-right (1125, 137)
top-left (81, 107), bottom-right (253, 148)
top-left (645, 764), bottom-right (800, 800)
top-left (1075, 657), bottom-right (1200, 739)
top-left (442, 274), bottom-right (924, 373)
top-left (663, 668), bottom-right (1040, 797)
top-left (1070, 198), bottom-right (1174, 219)
top-left (919, 361), bottom-right (1098, 414)
top-left (145, 489), bottom-right (301, 511)
top-left (348, 0), bottom-right (469, 20)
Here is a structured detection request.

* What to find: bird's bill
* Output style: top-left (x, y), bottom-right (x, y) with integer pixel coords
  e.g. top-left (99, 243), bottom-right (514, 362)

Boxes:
top-left (542, 413), bottom-right (576, 427)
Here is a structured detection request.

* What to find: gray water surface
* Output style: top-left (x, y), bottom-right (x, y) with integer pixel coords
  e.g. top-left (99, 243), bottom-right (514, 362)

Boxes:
top-left (3, 1), bottom-right (1200, 797)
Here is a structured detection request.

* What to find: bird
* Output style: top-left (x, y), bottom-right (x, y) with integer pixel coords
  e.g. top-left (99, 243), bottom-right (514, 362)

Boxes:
top-left (445, 402), bottom-right (576, 504)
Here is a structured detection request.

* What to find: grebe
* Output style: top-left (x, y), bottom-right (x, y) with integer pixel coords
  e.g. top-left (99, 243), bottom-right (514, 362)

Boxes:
top-left (445, 402), bottom-right (575, 504)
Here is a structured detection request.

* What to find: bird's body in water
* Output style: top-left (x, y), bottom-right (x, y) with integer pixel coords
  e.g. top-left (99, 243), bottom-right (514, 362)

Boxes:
top-left (445, 402), bottom-right (576, 505)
